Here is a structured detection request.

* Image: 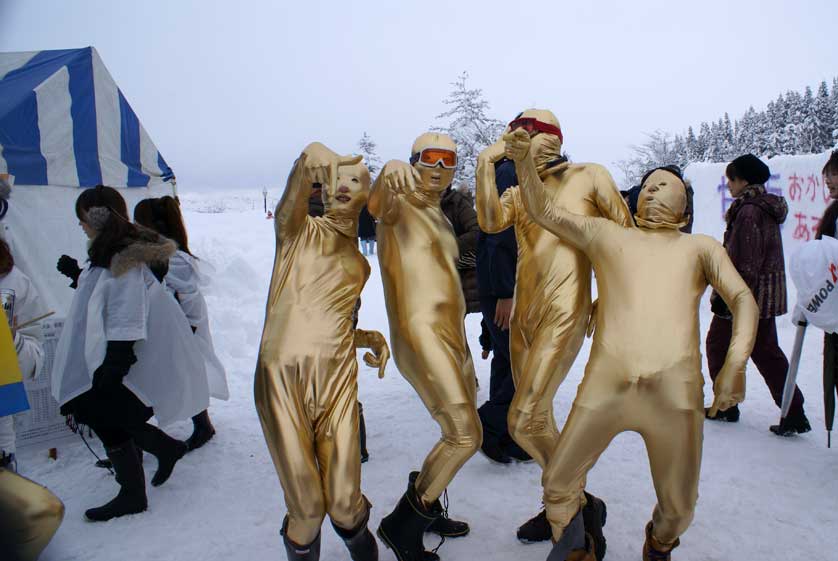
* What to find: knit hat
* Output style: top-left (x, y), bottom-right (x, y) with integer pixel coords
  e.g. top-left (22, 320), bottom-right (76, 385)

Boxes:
top-left (728, 154), bottom-right (770, 185)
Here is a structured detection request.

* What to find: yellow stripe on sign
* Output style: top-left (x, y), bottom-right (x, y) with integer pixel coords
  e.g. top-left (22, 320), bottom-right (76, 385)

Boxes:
top-left (0, 319), bottom-right (23, 385)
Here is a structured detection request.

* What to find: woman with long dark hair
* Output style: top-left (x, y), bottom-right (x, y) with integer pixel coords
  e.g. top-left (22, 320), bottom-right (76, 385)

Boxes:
top-left (134, 196), bottom-right (228, 450)
top-left (52, 185), bottom-right (209, 521)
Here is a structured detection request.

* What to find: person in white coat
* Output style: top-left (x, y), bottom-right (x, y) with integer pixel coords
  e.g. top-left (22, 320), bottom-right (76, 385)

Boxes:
top-left (0, 239), bottom-right (46, 462)
top-left (52, 186), bottom-right (209, 522)
top-left (134, 196), bottom-right (228, 450)
top-left (0, 179), bottom-right (65, 561)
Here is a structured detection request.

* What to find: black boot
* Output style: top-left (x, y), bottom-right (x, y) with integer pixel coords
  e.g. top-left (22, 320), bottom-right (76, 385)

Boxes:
top-left (479, 436), bottom-right (511, 464)
top-left (85, 441), bottom-right (147, 521)
top-left (517, 509), bottom-right (551, 544)
top-left (547, 509), bottom-right (594, 561)
top-left (581, 492), bottom-right (607, 561)
top-left (359, 402), bottom-right (369, 463)
top-left (642, 521), bottom-right (679, 561)
top-left (505, 441), bottom-right (533, 463)
top-left (408, 471), bottom-right (470, 538)
top-left (770, 410), bottom-right (812, 436)
top-left (704, 404), bottom-right (740, 422)
top-left (378, 475), bottom-right (442, 561)
top-left (281, 517), bottom-right (321, 561)
top-left (186, 409), bottom-right (216, 451)
top-left (128, 423), bottom-right (187, 487)
top-left (332, 499), bottom-right (378, 561)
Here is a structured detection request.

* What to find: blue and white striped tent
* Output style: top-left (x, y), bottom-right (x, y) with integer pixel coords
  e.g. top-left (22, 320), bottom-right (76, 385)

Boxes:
top-left (0, 47), bottom-right (176, 315)
top-left (0, 47), bottom-right (174, 187)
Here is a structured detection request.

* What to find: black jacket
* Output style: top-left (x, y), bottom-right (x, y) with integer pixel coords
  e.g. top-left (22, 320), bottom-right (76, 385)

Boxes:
top-left (441, 186), bottom-right (480, 313)
top-left (476, 159), bottom-right (518, 299)
top-left (358, 206), bottom-right (376, 239)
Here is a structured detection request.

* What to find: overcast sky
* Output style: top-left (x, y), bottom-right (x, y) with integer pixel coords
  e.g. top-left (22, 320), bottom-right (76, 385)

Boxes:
top-left (2, 0), bottom-right (836, 192)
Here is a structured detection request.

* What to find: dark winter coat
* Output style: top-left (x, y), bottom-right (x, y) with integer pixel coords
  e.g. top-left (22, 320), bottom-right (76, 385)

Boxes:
top-left (711, 184), bottom-right (788, 319)
top-left (441, 186), bottom-right (480, 314)
top-left (477, 159), bottom-right (517, 300)
top-left (358, 206), bottom-right (376, 239)
top-left (308, 189), bottom-right (324, 218)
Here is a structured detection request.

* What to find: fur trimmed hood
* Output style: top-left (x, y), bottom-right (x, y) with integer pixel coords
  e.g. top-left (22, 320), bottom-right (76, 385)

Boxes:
top-left (110, 228), bottom-right (177, 277)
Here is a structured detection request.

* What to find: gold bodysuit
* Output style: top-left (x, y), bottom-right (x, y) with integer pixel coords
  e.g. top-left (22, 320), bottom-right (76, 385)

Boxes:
top-left (510, 146), bottom-right (758, 550)
top-left (254, 146), bottom-right (384, 546)
top-left (368, 133), bottom-right (481, 507)
top-left (476, 115), bottom-right (632, 469)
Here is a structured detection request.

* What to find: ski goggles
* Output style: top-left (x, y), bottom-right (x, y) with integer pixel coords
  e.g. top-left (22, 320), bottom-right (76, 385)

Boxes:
top-left (508, 117), bottom-right (564, 143)
top-left (410, 147), bottom-right (458, 169)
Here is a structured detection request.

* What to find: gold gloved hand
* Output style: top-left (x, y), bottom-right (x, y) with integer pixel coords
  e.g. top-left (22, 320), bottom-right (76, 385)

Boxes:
top-left (380, 160), bottom-right (422, 195)
top-left (301, 142), bottom-right (364, 197)
top-left (478, 139), bottom-right (507, 164)
top-left (708, 363), bottom-right (746, 416)
top-left (355, 329), bottom-right (390, 379)
top-left (502, 129), bottom-right (532, 163)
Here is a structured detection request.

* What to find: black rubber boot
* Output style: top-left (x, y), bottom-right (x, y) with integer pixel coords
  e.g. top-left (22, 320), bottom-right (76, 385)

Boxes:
top-left (359, 402), bottom-right (369, 463)
top-left (127, 423), bottom-right (187, 487)
top-left (408, 471), bottom-right (470, 538)
top-left (281, 517), bottom-right (321, 561)
top-left (505, 441), bottom-right (533, 463)
top-left (332, 498), bottom-right (378, 561)
top-left (186, 409), bottom-right (216, 451)
top-left (642, 521), bottom-right (679, 561)
top-left (85, 441), bottom-right (147, 522)
top-left (770, 409), bottom-right (812, 436)
top-left (581, 492), bottom-right (607, 561)
top-left (377, 475), bottom-right (442, 561)
top-left (704, 404), bottom-right (740, 422)
top-left (517, 509), bottom-right (551, 544)
top-left (479, 436), bottom-right (511, 464)
top-left (547, 509), bottom-right (592, 561)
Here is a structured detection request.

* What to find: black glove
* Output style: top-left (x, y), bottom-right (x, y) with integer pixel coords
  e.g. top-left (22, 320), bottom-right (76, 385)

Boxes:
top-left (710, 291), bottom-right (732, 319)
top-left (57, 255), bottom-right (82, 288)
top-left (92, 340), bottom-right (137, 392)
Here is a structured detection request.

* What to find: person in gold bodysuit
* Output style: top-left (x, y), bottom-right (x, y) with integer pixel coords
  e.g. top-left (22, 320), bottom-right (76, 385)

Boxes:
top-left (476, 110), bottom-right (632, 551)
top-left (504, 127), bottom-right (759, 561)
top-left (370, 132), bottom-right (480, 561)
top-left (254, 142), bottom-right (390, 561)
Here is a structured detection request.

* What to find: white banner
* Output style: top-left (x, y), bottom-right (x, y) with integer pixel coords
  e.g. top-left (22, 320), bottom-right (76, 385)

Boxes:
top-left (14, 318), bottom-right (77, 452)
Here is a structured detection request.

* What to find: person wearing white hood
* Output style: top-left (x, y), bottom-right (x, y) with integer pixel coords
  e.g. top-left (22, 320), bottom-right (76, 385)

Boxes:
top-left (134, 196), bottom-right (229, 450)
top-left (52, 185), bottom-right (209, 522)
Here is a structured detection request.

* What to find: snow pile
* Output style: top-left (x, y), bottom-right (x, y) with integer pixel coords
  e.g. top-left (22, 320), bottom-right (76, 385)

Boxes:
top-left (18, 176), bottom-right (838, 560)
top-left (177, 190), bottom-right (279, 214)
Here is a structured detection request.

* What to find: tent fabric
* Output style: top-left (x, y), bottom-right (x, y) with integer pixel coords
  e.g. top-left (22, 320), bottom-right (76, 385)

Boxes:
top-left (0, 47), bottom-right (175, 316)
top-left (0, 47), bottom-right (174, 188)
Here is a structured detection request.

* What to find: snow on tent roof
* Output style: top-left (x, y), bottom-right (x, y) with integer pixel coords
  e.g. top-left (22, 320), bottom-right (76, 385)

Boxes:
top-left (0, 47), bottom-right (174, 188)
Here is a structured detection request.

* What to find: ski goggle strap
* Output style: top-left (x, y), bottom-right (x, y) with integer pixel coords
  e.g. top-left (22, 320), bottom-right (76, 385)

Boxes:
top-left (508, 117), bottom-right (564, 143)
top-left (410, 147), bottom-right (458, 169)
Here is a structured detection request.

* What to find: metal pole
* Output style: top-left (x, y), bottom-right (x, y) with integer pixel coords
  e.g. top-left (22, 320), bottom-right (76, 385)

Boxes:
top-left (780, 323), bottom-right (807, 419)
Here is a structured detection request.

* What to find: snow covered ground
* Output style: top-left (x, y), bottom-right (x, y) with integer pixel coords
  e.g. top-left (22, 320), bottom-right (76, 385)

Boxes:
top-left (21, 205), bottom-right (837, 561)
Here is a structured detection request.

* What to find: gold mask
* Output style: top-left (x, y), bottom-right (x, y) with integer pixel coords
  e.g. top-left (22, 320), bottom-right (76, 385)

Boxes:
top-left (410, 132), bottom-right (457, 192)
top-left (514, 109), bottom-right (564, 177)
top-left (323, 162), bottom-right (371, 217)
top-left (635, 169), bottom-right (689, 230)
